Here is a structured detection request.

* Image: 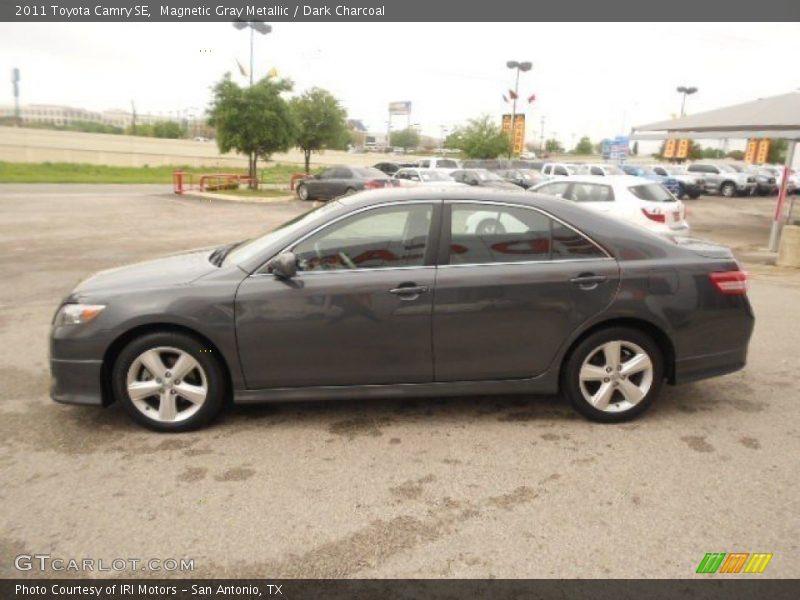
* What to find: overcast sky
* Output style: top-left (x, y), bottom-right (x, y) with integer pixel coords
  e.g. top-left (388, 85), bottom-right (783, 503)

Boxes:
top-left (1, 22), bottom-right (798, 149)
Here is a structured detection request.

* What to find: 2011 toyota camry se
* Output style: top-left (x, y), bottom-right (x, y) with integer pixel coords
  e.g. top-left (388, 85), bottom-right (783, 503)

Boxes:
top-left (50, 188), bottom-right (754, 432)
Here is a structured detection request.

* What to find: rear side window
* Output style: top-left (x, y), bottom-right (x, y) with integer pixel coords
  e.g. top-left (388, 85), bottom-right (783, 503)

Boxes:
top-left (449, 204), bottom-right (607, 265)
top-left (628, 183), bottom-right (676, 203)
top-left (536, 182), bottom-right (570, 197)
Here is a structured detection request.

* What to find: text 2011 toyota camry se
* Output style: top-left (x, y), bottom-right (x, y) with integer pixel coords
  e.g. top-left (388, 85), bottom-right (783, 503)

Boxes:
top-left (50, 187), bottom-right (754, 432)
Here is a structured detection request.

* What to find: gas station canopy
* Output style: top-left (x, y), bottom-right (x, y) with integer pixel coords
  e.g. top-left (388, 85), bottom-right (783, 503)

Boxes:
top-left (631, 90), bottom-right (800, 141)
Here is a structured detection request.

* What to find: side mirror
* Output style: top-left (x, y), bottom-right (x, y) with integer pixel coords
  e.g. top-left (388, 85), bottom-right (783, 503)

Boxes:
top-left (267, 252), bottom-right (298, 279)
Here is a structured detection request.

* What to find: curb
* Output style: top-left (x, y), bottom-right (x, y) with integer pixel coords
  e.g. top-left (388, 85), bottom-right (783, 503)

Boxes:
top-left (179, 190), bottom-right (298, 204)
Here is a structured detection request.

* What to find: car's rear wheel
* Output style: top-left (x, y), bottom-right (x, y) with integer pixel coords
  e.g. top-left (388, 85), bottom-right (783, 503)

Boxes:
top-left (563, 327), bottom-right (663, 423)
top-left (676, 183), bottom-right (686, 199)
top-left (112, 332), bottom-right (226, 432)
top-left (296, 183), bottom-right (310, 201)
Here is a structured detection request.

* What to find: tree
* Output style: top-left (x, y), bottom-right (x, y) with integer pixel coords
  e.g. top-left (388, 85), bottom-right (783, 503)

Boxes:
top-left (208, 73), bottom-right (295, 187)
top-left (574, 136), bottom-right (593, 155)
top-left (726, 150), bottom-right (745, 161)
top-left (767, 139), bottom-right (788, 164)
top-left (152, 121), bottom-right (185, 139)
top-left (451, 115), bottom-right (510, 159)
top-left (290, 88), bottom-right (349, 174)
top-left (545, 138), bottom-right (564, 153)
top-left (389, 128), bottom-right (421, 152)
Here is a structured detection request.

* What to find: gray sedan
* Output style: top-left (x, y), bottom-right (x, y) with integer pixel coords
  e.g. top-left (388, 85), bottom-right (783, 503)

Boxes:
top-left (50, 188), bottom-right (754, 431)
top-left (295, 165), bottom-right (392, 201)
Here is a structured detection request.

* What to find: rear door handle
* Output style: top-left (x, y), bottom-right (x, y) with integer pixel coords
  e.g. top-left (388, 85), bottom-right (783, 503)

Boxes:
top-left (389, 285), bottom-right (429, 297)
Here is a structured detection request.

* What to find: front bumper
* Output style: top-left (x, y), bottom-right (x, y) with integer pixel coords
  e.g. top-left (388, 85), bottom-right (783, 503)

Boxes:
top-left (50, 358), bottom-right (104, 406)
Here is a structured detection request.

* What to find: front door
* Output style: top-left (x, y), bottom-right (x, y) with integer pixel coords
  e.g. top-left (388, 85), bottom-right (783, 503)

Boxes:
top-left (236, 201), bottom-right (439, 389)
top-left (433, 201), bottom-right (620, 382)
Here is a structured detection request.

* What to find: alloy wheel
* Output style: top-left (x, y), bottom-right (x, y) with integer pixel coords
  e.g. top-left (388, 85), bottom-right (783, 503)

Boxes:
top-left (578, 340), bottom-right (654, 413)
top-left (125, 346), bottom-right (208, 423)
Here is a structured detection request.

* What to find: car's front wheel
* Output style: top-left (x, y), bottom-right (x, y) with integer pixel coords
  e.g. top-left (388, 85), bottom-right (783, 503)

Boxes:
top-left (112, 332), bottom-right (226, 432)
top-left (562, 327), bottom-right (663, 423)
top-left (296, 183), bottom-right (310, 201)
top-left (720, 182), bottom-right (737, 198)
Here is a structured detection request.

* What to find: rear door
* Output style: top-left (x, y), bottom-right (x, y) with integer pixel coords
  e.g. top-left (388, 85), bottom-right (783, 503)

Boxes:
top-left (432, 201), bottom-right (619, 382)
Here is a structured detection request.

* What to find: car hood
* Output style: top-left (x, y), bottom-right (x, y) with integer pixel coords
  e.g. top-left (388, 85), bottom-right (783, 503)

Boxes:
top-left (484, 181), bottom-right (521, 189)
top-left (72, 249), bottom-right (218, 296)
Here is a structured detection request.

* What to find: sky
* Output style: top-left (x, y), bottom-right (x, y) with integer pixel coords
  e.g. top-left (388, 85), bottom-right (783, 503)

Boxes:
top-left (1, 21), bottom-right (798, 151)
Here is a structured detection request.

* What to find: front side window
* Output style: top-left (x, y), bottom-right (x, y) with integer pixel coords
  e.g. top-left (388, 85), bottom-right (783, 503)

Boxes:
top-left (449, 203), bottom-right (606, 265)
top-left (293, 204), bottom-right (433, 272)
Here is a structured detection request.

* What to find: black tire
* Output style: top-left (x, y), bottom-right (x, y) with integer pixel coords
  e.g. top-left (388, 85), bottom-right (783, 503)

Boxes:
top-left (688, 191), bottom-right (702, 200)
top-left (720, 182), bottom-right (737, 198)
top-left (296, 183), bottom-right (310, 201)
top-left (562, 327), bottom-right (664, 423)
top-left (676, 183), bottom-right (686, 200)
top-left (112, 332), bottom-right (227, 432)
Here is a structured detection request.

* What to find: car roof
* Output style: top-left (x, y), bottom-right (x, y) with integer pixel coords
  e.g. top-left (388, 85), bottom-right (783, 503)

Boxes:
top-left (534, 175), bottom-right (647, 186)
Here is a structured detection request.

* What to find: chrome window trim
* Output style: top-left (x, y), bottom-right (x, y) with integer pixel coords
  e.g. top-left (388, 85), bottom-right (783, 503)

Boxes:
top-left (253, 200), bottom-right (438, 276)
top-left (438, 257), bottom-right (614, 270)
top-left (446, 199), bottom-right (613, 260)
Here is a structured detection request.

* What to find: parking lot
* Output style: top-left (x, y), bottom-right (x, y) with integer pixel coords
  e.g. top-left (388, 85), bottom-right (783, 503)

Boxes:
top-left (1, 183), bottom-right (799, 578)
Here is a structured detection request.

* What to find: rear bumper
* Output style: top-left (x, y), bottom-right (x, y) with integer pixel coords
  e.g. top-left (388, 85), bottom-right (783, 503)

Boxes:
top-left (673, 346), bottom-right (748, 385)
top-left (50, 358), bottom-right (104, 406)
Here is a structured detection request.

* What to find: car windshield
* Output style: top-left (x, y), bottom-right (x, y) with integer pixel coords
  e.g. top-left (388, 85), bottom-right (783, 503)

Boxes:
top-left (473, 170), bottom-right (503, 181)
top-left (436, 159), bottom-right (458, 168)
top-left (420, 171), bottom-right (450, 181)
top-left (628, 183), bottom-right (676, 203)
top-left (222, 201), bottom-right (341, 266)
top-left (661, 166), bottom-right (685, 175)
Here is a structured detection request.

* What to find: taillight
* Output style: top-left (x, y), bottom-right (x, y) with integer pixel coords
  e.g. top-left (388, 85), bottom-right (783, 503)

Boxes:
top-left (641, 208), bottom-right (665, 223)
top-left (364, 179), bottom-right (386, 190)
top-left (709, 271), bottom-right (748, 296)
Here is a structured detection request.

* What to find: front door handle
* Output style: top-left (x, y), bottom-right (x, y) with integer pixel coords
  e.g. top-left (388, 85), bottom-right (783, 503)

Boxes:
top-left (389, 284), bottom-right (429, 298)
top-left (570, 274), bottom-right (607, 289)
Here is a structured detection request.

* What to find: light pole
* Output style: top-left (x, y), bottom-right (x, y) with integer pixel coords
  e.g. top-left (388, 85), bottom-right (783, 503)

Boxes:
top-left (11, 68), bottom-right (20, 126)
top-left (506, 60), bottom-right (532, 158)
top-left (539, 116), bottom-right (546, 153)
top-left (676, 86), bottom-right (698, 117)
top-left (233, 20), bottom-right (272, 185)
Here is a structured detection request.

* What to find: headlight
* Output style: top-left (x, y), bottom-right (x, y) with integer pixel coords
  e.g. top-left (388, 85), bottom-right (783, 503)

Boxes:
top-left (54, 303), bottom-right (106, 326)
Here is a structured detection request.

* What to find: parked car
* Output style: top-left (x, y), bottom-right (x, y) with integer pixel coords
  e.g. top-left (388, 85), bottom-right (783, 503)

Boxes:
top-left (649, 164), bottom-right (705, 200)
top-left (495, 168), bottom-right (543, 189)
top-left (417, 157), bottom-right (461, 170)
top-left (51, 187), bottom-right (753, 431)
top-left (763, 165), bottom-right (798, 194)
top-left (530, 175), bottom-right (689, 235)
top-left (520, 151), bottom-right (537, 160)
top-left (541, 162), bottom-right (578, 179)
top-left (577, 163), bottom-right (625, 177)
top-left (449, 169), bottom-right (521, 190)
top-left (295, 166), bottom-right (392, 201)
top-left (392, 168), bottom-right (466, 188)
top-left (743, 165), bottom-right (779, 196)
top-left (619, 165), bottom-right (681, 197)
top-left (685, 163), bottom-right (757, 197)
